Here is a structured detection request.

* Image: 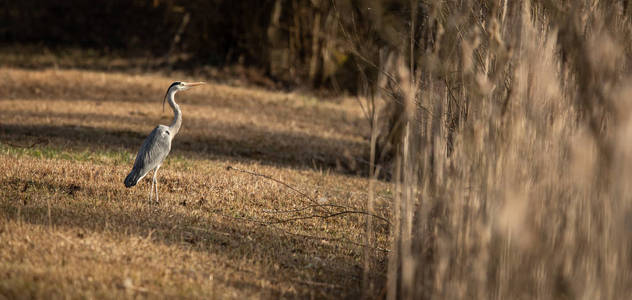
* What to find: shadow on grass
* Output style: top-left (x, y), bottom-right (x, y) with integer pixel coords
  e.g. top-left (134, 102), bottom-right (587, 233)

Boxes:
top-left (1, 177), bottom-right (367, 298)
top-left (2, 84), bottom-right (362, 138)
top-left (0, 114), bottom-right (370, 176)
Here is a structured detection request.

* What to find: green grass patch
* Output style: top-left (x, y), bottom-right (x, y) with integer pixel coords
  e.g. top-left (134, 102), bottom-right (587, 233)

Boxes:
top-left (0, 143), bottom-right (131, 165)
top-left (0, 142), bottom-right (197, 171)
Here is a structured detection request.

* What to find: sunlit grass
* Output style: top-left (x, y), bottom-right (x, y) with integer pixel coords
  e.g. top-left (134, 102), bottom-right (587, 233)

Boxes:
top-left (0, 68), bottom-right (389, 299)
top-left (1, 143), bottom-right (128, 164)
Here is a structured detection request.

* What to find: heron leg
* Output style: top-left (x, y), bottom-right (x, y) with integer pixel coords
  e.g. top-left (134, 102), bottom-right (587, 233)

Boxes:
top-left (153, 166), bottom-right (161, 203)
top-left (149, 174), bottom-right (155, 203)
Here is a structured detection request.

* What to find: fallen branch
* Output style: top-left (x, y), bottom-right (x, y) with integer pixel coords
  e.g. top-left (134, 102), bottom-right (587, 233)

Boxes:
top-left (226, 165), bottom-right (391, 226)
top-left (226, 165), bottom-right (319, 204)
top-left (264, 204), bottom-right (391, 226)
top-left (200, 210), bottom-right (390, 252)
top-left (262, 203), bottom-right (353, 214)
top-left (266, 210), bottom-right (390, 226)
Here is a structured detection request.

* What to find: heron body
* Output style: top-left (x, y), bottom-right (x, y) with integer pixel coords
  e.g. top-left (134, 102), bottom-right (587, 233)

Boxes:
top-left (124, 81), bottom-right (204, 202)
top-left (123, 125), bottom-right (172, 187)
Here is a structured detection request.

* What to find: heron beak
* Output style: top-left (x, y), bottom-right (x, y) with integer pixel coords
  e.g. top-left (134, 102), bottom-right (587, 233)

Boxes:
top-left (183, 82), bottom-right (206, 87)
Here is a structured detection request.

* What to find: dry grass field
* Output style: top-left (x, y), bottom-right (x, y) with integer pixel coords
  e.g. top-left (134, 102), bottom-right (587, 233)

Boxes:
top-left (5, 1), bottom-right (632, 299)
top-left (0, 68), bottom-right (391, 299)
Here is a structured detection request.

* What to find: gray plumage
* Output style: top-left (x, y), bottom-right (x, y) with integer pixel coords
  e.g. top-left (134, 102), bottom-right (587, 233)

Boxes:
top-left (124, 81), bottom-right (205, 202)
top-left (124, 125), bottom-right (172, 187)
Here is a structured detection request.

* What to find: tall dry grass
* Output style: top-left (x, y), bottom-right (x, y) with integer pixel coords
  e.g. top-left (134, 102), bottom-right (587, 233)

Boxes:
top-left (358, 0), bottom-right (632, 298)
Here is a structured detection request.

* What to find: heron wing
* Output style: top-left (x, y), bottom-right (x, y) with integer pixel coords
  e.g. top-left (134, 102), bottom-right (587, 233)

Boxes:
top-left (130, 126), bottom-right (172, 180)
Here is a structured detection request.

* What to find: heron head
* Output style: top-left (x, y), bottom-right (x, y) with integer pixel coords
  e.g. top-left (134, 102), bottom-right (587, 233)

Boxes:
top-left (163, 81), bottom-right (206, 111)
top-left (177, 81), bottom-right (206, 91)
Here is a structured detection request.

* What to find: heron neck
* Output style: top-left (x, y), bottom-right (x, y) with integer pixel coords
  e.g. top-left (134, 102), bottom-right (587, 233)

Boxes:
top-left (166, 89), bottom-right (182, 136)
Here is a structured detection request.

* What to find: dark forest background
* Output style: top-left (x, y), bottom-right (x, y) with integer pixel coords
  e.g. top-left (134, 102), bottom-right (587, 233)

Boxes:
top-left (0, 0), bottom-right (415, 91)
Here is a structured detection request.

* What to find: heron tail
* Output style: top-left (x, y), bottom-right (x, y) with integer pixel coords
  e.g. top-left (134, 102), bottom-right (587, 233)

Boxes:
top-left (124, 169), bottom-right (141, 188)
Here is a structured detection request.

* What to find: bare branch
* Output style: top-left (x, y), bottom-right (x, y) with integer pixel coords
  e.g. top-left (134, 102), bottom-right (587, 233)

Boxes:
top-left (266, 210), bottom-right (391, 227)
top-left (226, 165), bottom-right (319, 205)
top-left (225, 165), bottom-right (391, 226)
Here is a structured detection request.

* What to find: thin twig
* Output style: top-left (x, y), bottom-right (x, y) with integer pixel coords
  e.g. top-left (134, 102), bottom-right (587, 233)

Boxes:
top-left (263, 203), bottom-right (390, 226)
top-left (266, 210), bottom-right (391, 226)
top-left (226, 165), bottom-right (391, 226)
top-left (263, 203), bottom-right (347, 214)
top-left (204, 209), bottom-right (390, 252)
top-left (264, 205), bottom-right (391, 225)
top-left (226, 165), bottom-right (318, 204)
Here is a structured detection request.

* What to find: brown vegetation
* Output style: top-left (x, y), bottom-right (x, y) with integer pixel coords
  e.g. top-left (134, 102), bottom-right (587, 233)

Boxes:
top-left (0, 68), bottom-right (391, 298)
top-left (4, 0), bottom-right (632, 299)
top-left (371, 0), bottom-right (632, 299)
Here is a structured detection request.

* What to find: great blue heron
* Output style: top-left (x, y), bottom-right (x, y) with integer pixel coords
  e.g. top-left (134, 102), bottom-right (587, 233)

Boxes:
top-left (124, 81), bottom-right (205, 202)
